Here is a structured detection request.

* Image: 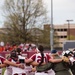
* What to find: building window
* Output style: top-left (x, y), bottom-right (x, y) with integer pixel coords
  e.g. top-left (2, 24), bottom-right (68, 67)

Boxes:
top-left (60, 36), bottom-right (63, 38)
top-left (64, 29), bottom-right (67, 31)
top-left (64, 36), bottom-right (67, 38)
top-left (54, 29), bottom-right (67, 32)
top-left (60, 29), bottom-right (63, 31)
top-left (57, 36), bottom-right (67, 38)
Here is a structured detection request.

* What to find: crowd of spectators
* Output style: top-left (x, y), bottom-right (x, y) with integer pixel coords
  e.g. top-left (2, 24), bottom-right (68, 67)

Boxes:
top-left (0, 42), bottom-right (38, 53)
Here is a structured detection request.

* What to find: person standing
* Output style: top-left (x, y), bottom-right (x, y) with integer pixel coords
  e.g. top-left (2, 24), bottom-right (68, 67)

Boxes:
top-left (51, 50), bottom-right (71, 75)
top-left (0, 56), bottom-right (6, 75)
top-left (35, 50), bottom-right (72, 75)
top-left (16, 48), bottom-right (33, 75)
top-left (25, 45), bottom-right (51, 75)
top-left (25, 45), bottom-right (62, 75)
top-left (4, 50), bottom-right (25, 75)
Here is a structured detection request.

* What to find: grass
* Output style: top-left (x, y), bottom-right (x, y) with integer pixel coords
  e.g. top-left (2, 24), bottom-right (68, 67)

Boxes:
top-left (2, 68), bottom-right (6, 75)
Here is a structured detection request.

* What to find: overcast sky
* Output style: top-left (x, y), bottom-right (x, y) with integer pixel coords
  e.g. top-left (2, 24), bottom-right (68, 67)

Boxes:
top-left (43, 0), bottom-right (75, 25)
top-left (0, 0), bottom-right (75, 27)
top-left (0, 0), bottom-right (4, 27)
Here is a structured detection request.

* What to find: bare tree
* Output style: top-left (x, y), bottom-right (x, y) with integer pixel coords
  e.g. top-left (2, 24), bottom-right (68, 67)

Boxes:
top-left (2, 0), bottom-right (48, 44)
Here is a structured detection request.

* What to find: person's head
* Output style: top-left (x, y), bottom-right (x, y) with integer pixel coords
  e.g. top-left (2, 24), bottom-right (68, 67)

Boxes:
top-left (51, 49), bottom-right (58, 56)
top-left (68, 51), bottom-right (73, 56)
top-left (10, 50), bottom-right (18, 61)
top-left (51, 49), bottom-right (57, 54)
top-left (29, 44), bottom-right (31, 47)
top-left (16, 48), bottom-right (22, 55)
top-left (38, 45), bottom-right (44, 52)
top-left (38, 45), bottom-right (44, 66)
top-left (62, 50), bottom-right (73, 57)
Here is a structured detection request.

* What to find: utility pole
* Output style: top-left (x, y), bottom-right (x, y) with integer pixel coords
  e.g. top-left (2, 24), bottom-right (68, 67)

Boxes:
top-left (50, 0), bottom-right (54, 51)
top-left (66, 20), bottom-right (73, 40)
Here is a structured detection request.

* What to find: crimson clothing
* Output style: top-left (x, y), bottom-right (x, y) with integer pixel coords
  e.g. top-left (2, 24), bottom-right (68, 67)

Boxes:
top-left (8, 58), bottom-right (26, 75)
top-left (0, 46), bottom-right (5, 52)
top-left (0, 56), bottom-right (5, 64)
top-left (30, 53), bottom-right (51, 75)
top-left (0, 56), bottom-right (6, 75)
top-left (30, 53), bottom-right (51, 63)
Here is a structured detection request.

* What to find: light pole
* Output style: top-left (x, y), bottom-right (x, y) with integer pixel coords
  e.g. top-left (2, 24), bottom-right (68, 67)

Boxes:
top-left (66, 20), bottom-right (73, 40)
top-left (50, 0), bottom-right (54, 51)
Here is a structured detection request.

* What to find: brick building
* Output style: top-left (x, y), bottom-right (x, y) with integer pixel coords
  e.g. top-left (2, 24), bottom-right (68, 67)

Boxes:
top-left (44, 24), bottom-right (75, 48)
